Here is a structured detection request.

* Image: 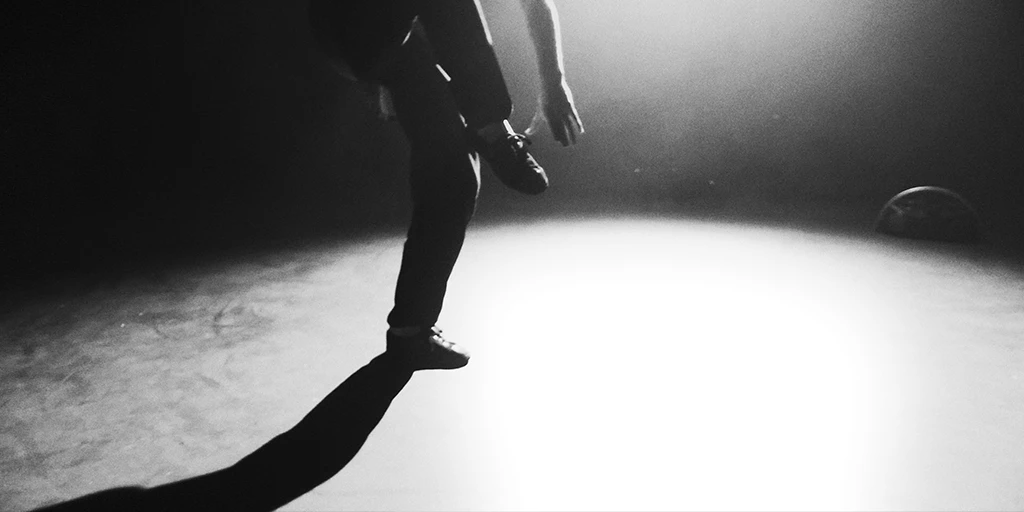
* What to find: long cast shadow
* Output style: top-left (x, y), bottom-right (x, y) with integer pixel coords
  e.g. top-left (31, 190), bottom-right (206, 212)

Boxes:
top-left (32, 352), bottom-right (414, 512)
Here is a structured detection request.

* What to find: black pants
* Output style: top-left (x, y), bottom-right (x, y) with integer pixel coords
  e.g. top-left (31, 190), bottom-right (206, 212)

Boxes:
top-left (309, 0), bottom-right (513, 328)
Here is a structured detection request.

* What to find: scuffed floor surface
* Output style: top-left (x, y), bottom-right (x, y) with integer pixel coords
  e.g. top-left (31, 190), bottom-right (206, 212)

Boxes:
top-left (3, 215), bottom-right (1024, 511)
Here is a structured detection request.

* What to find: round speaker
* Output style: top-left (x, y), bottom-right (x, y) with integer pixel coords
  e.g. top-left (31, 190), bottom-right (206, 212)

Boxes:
top-left (875, 186), bottom-right (981, 243)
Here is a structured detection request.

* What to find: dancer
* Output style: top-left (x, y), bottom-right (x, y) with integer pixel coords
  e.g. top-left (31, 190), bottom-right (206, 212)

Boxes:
top-left (309, 0), bottom-right (584, 369)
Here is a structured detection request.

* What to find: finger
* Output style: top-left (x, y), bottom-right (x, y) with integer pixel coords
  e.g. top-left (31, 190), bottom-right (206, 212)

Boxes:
top-left (572, 111), bottom-right (583, 144)
top-left (525, 110), bottom-right (544, 137)
top-left (567, 103), bottom-right (583, 135)
top-left (559, 124), bottom-right (569, 146)
top-left (549, 118), bottom-right (567, 146)
top-left (559, 118), bottom-right (573, 146)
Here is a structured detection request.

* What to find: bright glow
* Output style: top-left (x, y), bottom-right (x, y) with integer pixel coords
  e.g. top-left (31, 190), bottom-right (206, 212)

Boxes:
top-left (445, 218), bottom-right (923, 510)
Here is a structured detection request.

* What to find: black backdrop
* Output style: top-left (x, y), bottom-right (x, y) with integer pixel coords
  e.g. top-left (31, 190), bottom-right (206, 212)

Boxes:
top-left (3, 0), bottom-right (1022, 285)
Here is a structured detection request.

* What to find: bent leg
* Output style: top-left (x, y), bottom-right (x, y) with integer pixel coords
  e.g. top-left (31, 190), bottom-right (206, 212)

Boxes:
top-left (308, 0), bottom-right (418, 80)
top-left (381, 31), bottom-right (481, 329)
top-left (413, 0), bottom-right (513, 130)
top-left (311, 0), bottom-right (514, 129)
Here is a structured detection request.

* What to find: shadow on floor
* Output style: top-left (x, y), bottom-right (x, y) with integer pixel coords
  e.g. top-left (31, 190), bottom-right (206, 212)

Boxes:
top-left (31, 352), bottom-right (414, 512)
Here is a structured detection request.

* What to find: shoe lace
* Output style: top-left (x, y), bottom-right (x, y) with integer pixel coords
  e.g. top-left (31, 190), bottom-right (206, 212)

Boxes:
top-left (507, 133), bottom-right (531, 151)
top-left (427, 326), bottom-right (458, 350)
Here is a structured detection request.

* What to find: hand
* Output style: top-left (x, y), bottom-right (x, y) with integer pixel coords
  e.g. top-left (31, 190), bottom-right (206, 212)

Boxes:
top-left (525, 79), bottom-right (584, 146)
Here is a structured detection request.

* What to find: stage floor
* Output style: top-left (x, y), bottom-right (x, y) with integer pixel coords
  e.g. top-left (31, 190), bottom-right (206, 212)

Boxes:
top-left (3, 212), bottom-right (1024, 510)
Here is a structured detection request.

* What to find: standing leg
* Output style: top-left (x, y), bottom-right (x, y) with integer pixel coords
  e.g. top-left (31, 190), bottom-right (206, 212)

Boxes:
top-left (309, 1), bottom-right (473, 368)
top-left (381, 30), bottom-right (481, 332)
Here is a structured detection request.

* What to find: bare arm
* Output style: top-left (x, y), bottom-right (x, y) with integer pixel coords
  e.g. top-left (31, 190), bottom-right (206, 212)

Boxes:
top-left (521, 0), bottom-right (566, 92)
top-left (520, 0), bottom-right (583, 145)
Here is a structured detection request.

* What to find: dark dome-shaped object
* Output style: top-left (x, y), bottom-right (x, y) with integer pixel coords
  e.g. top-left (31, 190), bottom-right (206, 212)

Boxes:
top-left (875, 186), bottom-right (981, 243)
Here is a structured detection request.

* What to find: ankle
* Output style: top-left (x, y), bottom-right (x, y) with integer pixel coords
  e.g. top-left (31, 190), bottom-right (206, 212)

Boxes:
top-left (388, 326), bottom-right (422, 337)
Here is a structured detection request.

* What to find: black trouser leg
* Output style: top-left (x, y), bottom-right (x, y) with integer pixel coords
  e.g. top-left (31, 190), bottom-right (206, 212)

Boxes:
top-left (308, 0), bottom-right (508, 328)
top-left (309, 0), bottom-right (513, 129)
top-left (412, 0), bottom-right (513, 129)
top-left (383, 31), bottom-right (481, 329)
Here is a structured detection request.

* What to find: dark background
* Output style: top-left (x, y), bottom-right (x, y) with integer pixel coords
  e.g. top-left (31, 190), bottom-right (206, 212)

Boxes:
top-left (3, 0), bottom-right (1022, 286)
